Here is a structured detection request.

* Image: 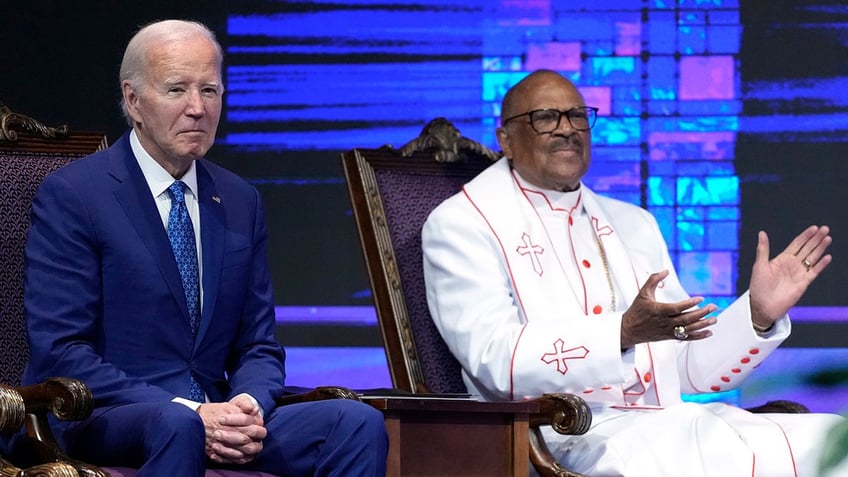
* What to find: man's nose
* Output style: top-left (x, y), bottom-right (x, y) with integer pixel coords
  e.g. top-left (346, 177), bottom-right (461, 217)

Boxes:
top-left (551, 115), bottom-right (575, 135)
top-left (185, 89), bottom-right (205, 116)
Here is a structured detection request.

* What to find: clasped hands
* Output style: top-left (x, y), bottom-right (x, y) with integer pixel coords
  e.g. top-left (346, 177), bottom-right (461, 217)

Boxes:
top-left (620, 225), bottom-right (832, 350)
top-left (198, 393), bottom-right (266, 465)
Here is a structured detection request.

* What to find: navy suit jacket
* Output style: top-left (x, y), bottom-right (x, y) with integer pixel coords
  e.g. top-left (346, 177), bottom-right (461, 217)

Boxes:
top-left (22, 132), bottom-right (286, 415)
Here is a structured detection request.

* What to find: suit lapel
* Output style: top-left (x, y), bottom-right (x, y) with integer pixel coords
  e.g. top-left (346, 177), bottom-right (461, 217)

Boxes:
top-left (109, 133), bottom-right (192, 323)
top-left (196, 161), bottom-right (225, 345)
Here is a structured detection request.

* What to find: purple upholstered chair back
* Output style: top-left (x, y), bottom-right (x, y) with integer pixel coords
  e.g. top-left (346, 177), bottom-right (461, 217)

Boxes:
top-left (373, 167), bottom-right (470, 393)
top-left (0, 127), bottom-right (107, 386)
top-left (341, 118), bottom-right (500, 394)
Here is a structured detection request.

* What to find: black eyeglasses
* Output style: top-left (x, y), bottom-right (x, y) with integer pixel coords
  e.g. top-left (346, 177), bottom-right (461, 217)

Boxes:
top-left (502, 106), bottom-right (599, 133)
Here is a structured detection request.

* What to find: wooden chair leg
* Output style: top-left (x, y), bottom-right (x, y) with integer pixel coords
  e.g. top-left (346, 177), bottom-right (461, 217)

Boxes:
top-left (528, 428), bottom-right (588, 477)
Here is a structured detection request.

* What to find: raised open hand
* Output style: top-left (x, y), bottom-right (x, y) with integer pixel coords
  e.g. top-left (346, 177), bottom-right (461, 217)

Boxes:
top-left (749, 226), bottom-right (832, 329)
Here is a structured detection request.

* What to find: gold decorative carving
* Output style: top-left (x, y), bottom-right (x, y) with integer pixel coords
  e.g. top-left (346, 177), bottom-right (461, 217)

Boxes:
top-left (399, 117), bottom-right (500, 163)
top-left (0, 387), bottom-right (25, 432)
top-left (0, 460), bottom-right (80, 477)
top-left (0, 102), bottom-right (70, 142)
top-left (43, 378), bottom-right (93, 422)
top-left (534, 393), bottom-right (592, 435)
top-left (366, 185), bottom-right (386, 227)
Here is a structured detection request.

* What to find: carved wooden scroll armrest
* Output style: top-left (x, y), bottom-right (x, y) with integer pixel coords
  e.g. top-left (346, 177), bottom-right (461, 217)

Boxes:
top-left (2, 378), bottom-right (107, 477)
top-left (15, 378), bottom-right (93, 422)
top-left (528, 392), bottom-right (592, 435)
top-left (276, 386), bottom-right (361, 407)
top-left (0, 387), bottom-right (26, 434)
top-left (525, 393), bottom-right (593, 477)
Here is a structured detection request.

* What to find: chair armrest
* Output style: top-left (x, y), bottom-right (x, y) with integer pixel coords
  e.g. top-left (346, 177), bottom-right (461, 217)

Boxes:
top-left (14, 377), bottom-right (93, 422)
top-left (275, 386), bottom-right (361, 407)
top-left (2, 378), bottom-right (108, 477)
top-left (0, 386), bottom-right (26, 433)
top-left (746, 400), bottom-right (810, 414)
top-left (528, 393), bottom-right (592, 435)
top-left (525, 393), bottom-right (592, 477)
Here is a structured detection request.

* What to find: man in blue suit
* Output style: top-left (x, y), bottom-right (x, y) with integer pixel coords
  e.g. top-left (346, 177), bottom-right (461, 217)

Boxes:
top-left (20, 19), bottom-right (387, 476)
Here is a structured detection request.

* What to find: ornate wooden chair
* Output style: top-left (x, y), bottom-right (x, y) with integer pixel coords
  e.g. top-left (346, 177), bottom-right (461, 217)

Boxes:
top-left (0, 102), bottom-right (110, 477)
top-left (341, 118), bottom-right (593, 477)
top-left (0, 103), bottom-right (360, 477)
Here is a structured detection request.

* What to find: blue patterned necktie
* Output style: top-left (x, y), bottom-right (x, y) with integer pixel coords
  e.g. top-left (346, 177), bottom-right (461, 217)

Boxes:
top-left (166, 181), bottom-right (204, 402)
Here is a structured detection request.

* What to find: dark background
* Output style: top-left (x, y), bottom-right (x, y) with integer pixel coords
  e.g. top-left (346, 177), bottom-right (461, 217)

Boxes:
top-left (736, 0), bottom-right (848, 306)
top-left (0, 1), bottom-right (226, 142)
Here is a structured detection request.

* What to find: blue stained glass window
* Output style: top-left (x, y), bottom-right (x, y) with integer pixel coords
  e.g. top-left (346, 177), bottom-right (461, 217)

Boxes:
top-left (678, 206), bottom-right (705, 220)
top-left (677, 176), bottom-right (738, 206)
top-left (585, 41), bottom-right (615, 56)
top-left (708, 206), bottom-right (739, 220)
top-left (482, 71), bottom-right (528, 101)
top-left (679, 99), bottom-right (742, 115)
top-left (650, 206), bottom-right (675, 235)
top-left (592, 146), bottom-right (642, 162)
top-left (678, 161), bottom-right (735, 177)
top-left (594, 117), bottom-right (641, 146)
top-left (679, 11), bottom-right (706, 25)
top-left (647, 58), bottom-right (677, 94)
top-left (707, 25), bottom-right (741, 53)
top-left (707, 221), bottom-right (738, 250)
top-left (647, 177), bottom-right (675, 206)
top-left (648, 160), bottom-right (676, 176)
top-left (589, 57), bottom-right (639, 84)
top-left (709, 10), bottom-right (739, 24)
top-left (679, 25), bottom-right (707, 54)
top-left (648, 12), bottom-right (677, 54)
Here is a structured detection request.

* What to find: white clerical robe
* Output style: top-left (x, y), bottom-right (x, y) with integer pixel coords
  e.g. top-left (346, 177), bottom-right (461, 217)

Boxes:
top-left (422, 157), bottom-right (842, 476)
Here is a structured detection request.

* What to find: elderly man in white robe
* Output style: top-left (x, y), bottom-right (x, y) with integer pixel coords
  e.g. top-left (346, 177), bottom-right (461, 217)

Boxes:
top-left (422, 69), bottom-right (843, 476)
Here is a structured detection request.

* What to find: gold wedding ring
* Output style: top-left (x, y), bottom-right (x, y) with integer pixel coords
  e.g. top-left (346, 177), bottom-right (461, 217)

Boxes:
top-left (802, 258), bottom-right (812, 271)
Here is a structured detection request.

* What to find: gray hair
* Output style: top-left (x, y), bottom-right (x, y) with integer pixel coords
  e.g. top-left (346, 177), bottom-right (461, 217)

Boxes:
top-left (118, 19), bottom-right (224, 125)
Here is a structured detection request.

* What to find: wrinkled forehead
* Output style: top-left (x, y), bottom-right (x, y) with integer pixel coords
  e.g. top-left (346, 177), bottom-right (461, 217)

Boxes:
top-left (146, 36), bottom-right (222, 78)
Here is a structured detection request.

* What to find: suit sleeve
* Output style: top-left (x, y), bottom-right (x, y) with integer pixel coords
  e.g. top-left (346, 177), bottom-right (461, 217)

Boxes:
top-left (222, 189), bottom-right (286, 414)
top-left (24, 172), bottom-right (176, 404)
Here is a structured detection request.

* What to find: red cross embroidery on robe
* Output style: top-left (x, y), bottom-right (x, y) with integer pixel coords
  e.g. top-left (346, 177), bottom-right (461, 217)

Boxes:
top-left (541, 339), bottom-right (589, 375)
top-left (591, 216), bottom-right (613, 238)
top-left (516, 232), bottom-right (544, 276)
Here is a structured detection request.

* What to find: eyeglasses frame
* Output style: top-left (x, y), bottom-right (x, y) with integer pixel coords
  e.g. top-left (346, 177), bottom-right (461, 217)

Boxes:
top-left (501, 106), bottom-right (599, 133)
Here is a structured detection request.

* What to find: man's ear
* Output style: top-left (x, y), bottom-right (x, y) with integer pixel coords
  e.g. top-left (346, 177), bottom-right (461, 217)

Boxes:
top-left (122, 81), bottom-right (142, 124)
top-left (496, 127), bottom-right (512, 158)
